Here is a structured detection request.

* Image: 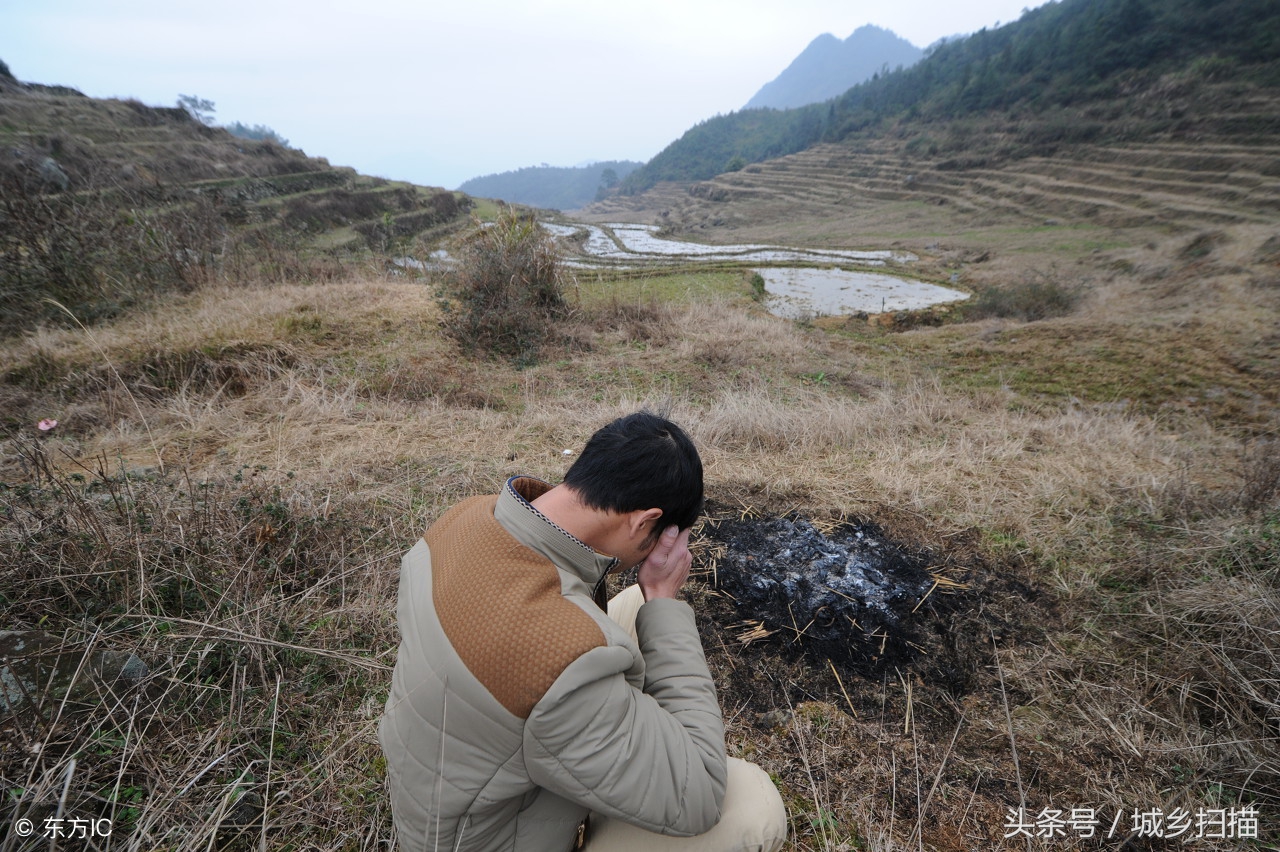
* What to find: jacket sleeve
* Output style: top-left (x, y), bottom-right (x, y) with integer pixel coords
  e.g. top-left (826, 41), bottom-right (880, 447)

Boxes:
top-left (523, 598), bottom-right (728, 836)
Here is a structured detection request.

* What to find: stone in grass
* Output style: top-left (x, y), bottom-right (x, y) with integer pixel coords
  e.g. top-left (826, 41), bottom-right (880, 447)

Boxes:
top-left (0, 630), bottom-right (149, 716)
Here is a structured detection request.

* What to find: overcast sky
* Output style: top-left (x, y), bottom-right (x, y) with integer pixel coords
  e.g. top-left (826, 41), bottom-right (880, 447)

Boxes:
top-left (3, 0), bottom-right (1052, 190)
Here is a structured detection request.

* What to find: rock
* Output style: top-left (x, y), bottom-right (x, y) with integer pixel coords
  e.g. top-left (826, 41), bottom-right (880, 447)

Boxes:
top-left (0, 630), bottom-right (148, 716)
top-left (224, 790), bottom-right (263, 828)
top-left (37, 157), bottom-right (70, 191)
top-left (757, 709), bottom-right (793, 731)
top-left (97, 649), bottom-right (150, 683)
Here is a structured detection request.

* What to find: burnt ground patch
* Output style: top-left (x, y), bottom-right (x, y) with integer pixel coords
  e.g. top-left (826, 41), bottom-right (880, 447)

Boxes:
top-left (682, 503), bottom-right (1053, 720)
top-left (703, 512), bottom-right (936, 674)
top-left (662, 505), bottom-right (1078, 849)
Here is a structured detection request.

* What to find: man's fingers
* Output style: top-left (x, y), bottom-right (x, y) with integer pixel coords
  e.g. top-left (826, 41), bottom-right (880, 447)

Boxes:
top-left (638, 525), bottom-right (693, 601)
top-left (652, 524), bottom-right (679, 561)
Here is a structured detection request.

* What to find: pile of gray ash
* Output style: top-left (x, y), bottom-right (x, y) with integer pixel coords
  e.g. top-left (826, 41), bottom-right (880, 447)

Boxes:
top-left (702, 513), bottom-right (941, 672)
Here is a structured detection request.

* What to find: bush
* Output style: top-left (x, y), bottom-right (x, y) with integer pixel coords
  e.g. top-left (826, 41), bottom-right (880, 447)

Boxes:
top-left (0, 440), bottom-right (397, 847)
top-left (963, 274), bottom-right (1080, 321)
top-left (437, 209), bottom-right (567, 363)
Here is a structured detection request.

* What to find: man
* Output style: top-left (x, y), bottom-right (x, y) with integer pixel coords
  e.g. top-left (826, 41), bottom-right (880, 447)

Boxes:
top-left (379, 411), bottom-right (787, 852)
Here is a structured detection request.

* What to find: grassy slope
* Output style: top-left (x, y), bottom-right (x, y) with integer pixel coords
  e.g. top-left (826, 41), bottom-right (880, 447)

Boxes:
top-left (2, 86), bottom-right (1279, 852)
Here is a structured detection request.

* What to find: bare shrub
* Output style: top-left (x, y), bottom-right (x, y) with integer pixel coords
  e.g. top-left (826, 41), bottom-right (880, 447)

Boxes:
top-left (963, 272), bottom-right (1081, 321)
top-left (437, 209), bottom-right (567, 362)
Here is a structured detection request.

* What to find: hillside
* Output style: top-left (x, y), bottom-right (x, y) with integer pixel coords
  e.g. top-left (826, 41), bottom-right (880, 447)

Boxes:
top-left (745, 25), bottom-right (923, 110)
top-left (2, 10), bottom-right (1279, 850)
top-left (457, 160), bottom-right (642, 210)
top-left (588, 122), bottom-right (1280, 238)
top-left (618, 0), bottom-right (1280, 193)
top-left (0, 72), bottom-right (471, 333)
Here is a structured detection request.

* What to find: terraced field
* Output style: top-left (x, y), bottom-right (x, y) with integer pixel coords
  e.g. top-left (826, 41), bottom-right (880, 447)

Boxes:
top-left (0, 80), bottom-right (469, 255)
top-left (588, 136), bottom-right (1280, 237)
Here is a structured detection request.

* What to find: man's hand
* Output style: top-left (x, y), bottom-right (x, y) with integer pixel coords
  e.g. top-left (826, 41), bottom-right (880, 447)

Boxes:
top-left (637, 525), bottom-right (693, 601)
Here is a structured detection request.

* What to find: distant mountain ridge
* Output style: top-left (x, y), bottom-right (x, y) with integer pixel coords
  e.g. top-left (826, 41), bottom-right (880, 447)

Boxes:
top-left (746, 25), bottom-right (924, 110)
top-left (618, 0), bottom-right (1280, 194)
top-left (458, 161), bottom-right (642, 210)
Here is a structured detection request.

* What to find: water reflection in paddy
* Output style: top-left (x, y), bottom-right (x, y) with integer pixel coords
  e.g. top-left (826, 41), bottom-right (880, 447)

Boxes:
top-left (542, 222), bottom-right (915, 266)
top-left (756, 268), bottom-right (968, 319)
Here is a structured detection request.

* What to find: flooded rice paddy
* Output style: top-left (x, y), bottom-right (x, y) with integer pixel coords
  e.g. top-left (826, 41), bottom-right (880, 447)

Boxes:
top-left (543, 221), bottom-right (967, 319)
top-left (755, 267), bottom-right (968, 318)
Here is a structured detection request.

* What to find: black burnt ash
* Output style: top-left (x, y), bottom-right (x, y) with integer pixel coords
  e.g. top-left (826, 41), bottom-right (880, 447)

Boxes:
top-left (702, 513), bottom-right (938, 673)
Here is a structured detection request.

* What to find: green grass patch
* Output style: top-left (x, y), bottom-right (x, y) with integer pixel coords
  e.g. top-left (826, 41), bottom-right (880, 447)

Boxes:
top-left (308, 225), bottom-right (361, 250)
top-left (468, 198), bottom-right (503, 222)
top-left (573, 270), bottom-right (753, 307)
top-left (899, 321), bottom-right (1278, 426)
top-left (993, 223), bottom-right (1131, 254)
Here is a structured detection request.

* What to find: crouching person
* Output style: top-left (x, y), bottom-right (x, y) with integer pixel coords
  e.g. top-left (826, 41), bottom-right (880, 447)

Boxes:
top-left (379, 411), bottom-right (787, 851)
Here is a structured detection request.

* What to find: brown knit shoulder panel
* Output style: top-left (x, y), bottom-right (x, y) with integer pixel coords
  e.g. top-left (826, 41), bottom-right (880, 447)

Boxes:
top-left (427, 495), bottom-right (605, 719)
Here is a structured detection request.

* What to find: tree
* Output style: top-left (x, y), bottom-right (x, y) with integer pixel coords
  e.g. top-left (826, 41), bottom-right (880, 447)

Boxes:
top-left (177, 94), bottom-right (216, 125)
top-left (224, 121), bottom-right (289, 147)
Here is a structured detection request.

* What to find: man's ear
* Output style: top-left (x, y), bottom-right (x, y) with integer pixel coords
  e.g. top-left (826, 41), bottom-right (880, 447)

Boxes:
top-left (628, 507), bottom-right (664, 540)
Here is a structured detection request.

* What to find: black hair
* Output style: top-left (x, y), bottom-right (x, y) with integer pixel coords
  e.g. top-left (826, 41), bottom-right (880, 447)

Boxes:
top-left (563, 411), bottom-right (703, 531)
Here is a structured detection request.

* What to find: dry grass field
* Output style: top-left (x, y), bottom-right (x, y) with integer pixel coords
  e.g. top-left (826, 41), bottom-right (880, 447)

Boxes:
top-left (2, 124), bottom-right (1278, 851)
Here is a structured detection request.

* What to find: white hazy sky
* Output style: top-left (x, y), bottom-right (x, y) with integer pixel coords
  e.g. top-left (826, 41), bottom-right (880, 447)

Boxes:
top-left (3, 1), bottom-right (1051, 190)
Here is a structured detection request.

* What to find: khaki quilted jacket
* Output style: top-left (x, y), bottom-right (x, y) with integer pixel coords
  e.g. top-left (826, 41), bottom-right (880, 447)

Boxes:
top-left (378, 477), bottom-right (728, 852)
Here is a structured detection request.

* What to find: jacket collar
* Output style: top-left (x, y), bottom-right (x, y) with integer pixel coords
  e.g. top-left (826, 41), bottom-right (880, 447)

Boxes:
top-left (494, 476), bottom-right (619, 589)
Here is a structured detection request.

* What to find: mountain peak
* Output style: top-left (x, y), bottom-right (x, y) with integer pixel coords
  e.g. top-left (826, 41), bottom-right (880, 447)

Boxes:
top-left (745, 26), bottom-right (923, 110)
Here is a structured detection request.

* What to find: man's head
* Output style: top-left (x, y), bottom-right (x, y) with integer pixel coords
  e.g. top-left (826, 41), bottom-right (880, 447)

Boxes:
top-left (563, 411), bottom-right (703, 536)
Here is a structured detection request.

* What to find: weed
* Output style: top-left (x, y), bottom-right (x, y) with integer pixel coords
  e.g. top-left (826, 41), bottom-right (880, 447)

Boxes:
top-left (437, 207), bottom-right (568, 363)
top-left (1236, 436), bottom-right (1280, 512)
top-left (1180, 231), bottom-right (1225, 260)
top-left (0, 164), bottom-right (221, 333)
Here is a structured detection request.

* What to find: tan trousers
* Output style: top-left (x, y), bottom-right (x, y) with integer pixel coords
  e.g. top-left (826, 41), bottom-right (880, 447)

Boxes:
top-left (590, 586), bottom-right (788, 852)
